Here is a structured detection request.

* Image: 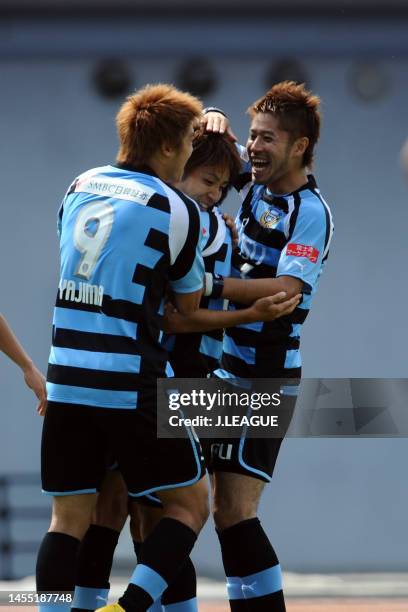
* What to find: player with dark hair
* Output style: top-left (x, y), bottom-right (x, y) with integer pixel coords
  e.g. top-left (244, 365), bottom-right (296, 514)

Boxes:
top-left (36, 83), bottom-right (211, 612)
top-left (0, 313), bottom-right (47, 415)
top-left (73, 129), bottom-right (300, 612)
top-left (173, 81), bottom-right (334, 611)
top-left (167, 128), bottom-right (245, 378)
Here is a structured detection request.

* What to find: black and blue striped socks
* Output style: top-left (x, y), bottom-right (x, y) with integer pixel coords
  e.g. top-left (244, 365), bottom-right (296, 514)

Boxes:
top-left (119, 518), bottom-right (197, 612)
top-left (161, 557), bottom-right (197, 611)
top-left (133, 540), bottom-right (198, 611)
top-left (72, 524), bottom-right (120, 611)
top-left (217, 518), bottom-right (286, 612)
top-left (36, 531), bottom-right (80, 612)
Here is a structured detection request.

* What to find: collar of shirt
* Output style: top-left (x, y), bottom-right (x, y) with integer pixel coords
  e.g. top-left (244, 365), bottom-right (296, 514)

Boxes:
top-left (114, 162), bottom-right (159, 177)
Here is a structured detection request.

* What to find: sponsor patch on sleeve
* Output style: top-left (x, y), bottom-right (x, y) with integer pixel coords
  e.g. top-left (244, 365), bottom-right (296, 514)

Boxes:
top-left (75, 176), bottom-right (154, 205)
top-left (286, 243), bottom-right (319, 263)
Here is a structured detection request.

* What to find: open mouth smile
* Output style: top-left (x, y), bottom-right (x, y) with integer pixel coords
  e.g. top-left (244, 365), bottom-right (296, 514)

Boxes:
top-left (251, 158), bottom-right (270, 171)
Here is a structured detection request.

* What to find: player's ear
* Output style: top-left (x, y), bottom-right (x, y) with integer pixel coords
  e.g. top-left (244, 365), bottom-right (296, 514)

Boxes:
top-left (292, 136), bottom-right (309, 159)
top-left (161, 141), bottom-right (176, 158)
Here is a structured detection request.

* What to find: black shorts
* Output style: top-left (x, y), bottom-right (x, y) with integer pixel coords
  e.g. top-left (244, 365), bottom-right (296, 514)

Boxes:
top-left (41, 401), bottom-right (205, 498)
top-left (202, 392), bottom-right (297, 483)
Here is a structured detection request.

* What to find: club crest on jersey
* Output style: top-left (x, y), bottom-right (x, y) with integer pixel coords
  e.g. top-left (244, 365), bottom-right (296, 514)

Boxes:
top-left (260, 210), bottom-right (280, 229)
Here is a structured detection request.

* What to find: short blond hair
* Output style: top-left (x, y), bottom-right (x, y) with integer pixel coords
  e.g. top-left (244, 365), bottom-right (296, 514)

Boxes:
top-left (116, 83), bottom-right (203, 166)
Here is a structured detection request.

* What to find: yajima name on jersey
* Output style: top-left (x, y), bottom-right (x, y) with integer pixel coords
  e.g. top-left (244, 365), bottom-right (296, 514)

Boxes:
top-left (58, 279), bottom-right (104, 307)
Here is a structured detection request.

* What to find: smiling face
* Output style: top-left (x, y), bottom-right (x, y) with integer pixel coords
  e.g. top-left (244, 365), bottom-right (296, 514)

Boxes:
top-left (247, 113), bottom-right (300, 188)
top-left (179, 164), bottom-right (230, 209)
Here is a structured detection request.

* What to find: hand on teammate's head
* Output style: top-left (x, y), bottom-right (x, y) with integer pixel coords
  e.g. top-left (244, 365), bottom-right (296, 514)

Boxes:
top-left (200, 112), bottom-right (237, 142)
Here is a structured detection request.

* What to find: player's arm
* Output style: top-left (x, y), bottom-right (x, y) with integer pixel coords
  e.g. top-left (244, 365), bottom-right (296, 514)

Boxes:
top-left (218, 275), bottom-right (303, 305)
top-left (275, 197), bottom-right (333, 294)
top-left (172, 289), bottom-right (203, 315)
top-left (163, 292), bottom-right (301, 334)
top-left (202, 109), bottom-right (253, 198)
top-left (205, 196), bottom-right (333, 305)
top-left (168, 189), bottom-right (205, 314)
top-left (0, 313), bottom-right (47, 415)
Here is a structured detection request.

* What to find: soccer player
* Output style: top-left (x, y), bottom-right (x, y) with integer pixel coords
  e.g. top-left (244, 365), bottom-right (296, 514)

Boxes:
top-left (0, 313), bottom-right (47, 415)
top-left (166, 129), bottom-right (301, 378)
top-left (176, 82), bottom-right (334, 611)
top-left (36, 83), bottom-right (210, 612)
top-left (72, 130), bottom-right (300, 612)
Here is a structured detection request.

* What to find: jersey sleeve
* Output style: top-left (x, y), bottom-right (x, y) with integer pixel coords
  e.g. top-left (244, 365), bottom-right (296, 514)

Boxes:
top-left (276, 199), bottom-right (331, 294)
top-left (166, 188), bottom-right (204, 294)
top-left (57, 201), bottom-right (64, 238)
top-left (57, 175), bottom-right (80, 238)
top-left (232, 144), bottom-right (253, 201)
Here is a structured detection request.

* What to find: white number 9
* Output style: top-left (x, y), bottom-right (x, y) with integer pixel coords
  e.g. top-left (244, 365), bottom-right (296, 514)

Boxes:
top-left (73, 201), bottom-right (114, 280)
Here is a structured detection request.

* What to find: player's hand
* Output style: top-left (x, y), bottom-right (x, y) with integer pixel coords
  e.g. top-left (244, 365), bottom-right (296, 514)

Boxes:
top-left (248, 292), bottom-right (301, 322)
top-left (200, 112), bottom-right (238, 142)
top-left (163, 303), bottom-right (191, 334)
top-left (23, 363), bottom-right (47, 416)
top-left (222, 213), bottom-right (239, 247)
top-left (163, 302), bottom-right (183, 334)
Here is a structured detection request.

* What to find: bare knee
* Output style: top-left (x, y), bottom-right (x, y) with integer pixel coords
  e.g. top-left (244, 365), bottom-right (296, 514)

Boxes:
top-left (130, 503), bottom-right (164, 541)
top-left (49, 494), bottom-right (97, 540)
top-left (164, 498), bottom-right (209, 533)
top-left (213, 499), bottom-right (256, 531)
top-left (212, 472), bottom-right (264, 531)
top-left (158, 478), bottom-right (209, 534)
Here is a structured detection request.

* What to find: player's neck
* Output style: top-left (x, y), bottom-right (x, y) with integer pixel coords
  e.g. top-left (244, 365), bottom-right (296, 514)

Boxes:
top-left (266, 169), bottom-right (308, 196)
top-left (147, 154), bottom-right (176, 183)
top-left (147, 159), bottom-right (170, 182)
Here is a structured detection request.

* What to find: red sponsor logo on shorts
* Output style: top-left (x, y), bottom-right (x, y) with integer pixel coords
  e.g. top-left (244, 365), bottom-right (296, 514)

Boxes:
top-left (286, 243), bottom-right (319, 263)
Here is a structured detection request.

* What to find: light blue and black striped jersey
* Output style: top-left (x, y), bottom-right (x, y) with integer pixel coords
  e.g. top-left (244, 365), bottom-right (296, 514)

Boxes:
top-left (47, 163), bottom-right (204, 409)
top-left (216, 148), bottom-right (334, 380)
top-left (165, 206), bottom-right (232, 377)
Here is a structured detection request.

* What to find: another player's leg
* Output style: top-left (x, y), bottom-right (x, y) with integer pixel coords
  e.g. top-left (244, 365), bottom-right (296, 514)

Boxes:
top-left (129, 502), bottom-right (163, 612)
top-left (37, 402), bottom-right (104, 612)
top-left (36, 494), bottom-right (97, 612)
top-left (107, 477), bottom-right (208, 612)
top-left (213, 471), bottom-right (286, 611)
top-left (96, 397), bottom-right (208, 612)
top-left (133, 500), bottom-right (198, 612)
top-left (73, 471), bottom-right (129, 612)
top-left (128, 501), bottom-right (143, 571)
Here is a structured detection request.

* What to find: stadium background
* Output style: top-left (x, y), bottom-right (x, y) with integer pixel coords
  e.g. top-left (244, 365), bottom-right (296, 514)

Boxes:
top-left (0, 0), bottom-right (407, 584)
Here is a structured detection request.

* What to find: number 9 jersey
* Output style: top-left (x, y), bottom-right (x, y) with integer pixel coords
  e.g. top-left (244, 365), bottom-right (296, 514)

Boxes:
top-left (46, 163), bottom-right (204, 410)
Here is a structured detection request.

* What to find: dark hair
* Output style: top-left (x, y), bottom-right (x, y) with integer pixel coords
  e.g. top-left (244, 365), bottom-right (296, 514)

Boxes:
top-left (116, 83), bottom-right (202, 166)
top-left (248, 81), bottom-right (321, 167)
top-left (183, 129), bottom-right (241, 188)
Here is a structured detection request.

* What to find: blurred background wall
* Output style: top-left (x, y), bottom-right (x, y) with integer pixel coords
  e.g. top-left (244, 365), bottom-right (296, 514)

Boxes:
top-left (0, 0), bottom-right (407, 578)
